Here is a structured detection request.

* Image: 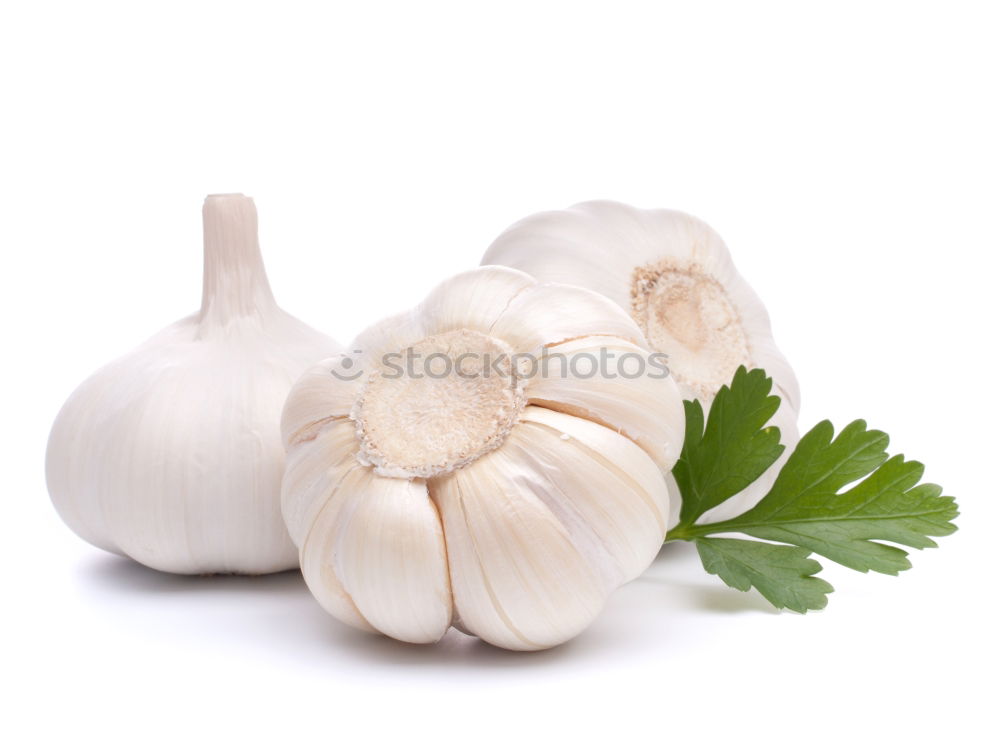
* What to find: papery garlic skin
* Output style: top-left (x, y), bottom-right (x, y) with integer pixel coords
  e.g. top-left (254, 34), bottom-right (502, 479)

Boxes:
top-left (46, 195), bottom-right (342, 574)
top-left (281, 266), bottom-right (685, 650)
top-left (482, 201), bottom-right (800, 525)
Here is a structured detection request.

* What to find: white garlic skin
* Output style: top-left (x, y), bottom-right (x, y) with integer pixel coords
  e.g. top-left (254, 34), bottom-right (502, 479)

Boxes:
top-left (46, 195), bottom-right (342, 574)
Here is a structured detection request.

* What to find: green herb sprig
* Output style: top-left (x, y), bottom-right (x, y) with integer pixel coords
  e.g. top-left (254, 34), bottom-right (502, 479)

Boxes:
top-left (667, 366), bottom-right (958, 612)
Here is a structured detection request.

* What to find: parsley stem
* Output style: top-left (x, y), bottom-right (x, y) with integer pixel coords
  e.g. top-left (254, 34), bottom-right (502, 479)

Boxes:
top-left (665, 519), bottom-right (745, 543)
top-left (664, 525), bottom-right (695, 542)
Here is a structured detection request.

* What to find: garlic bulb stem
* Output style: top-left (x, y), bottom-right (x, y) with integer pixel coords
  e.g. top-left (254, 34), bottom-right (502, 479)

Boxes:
top-left (200, 194), bottom-right (277, 324)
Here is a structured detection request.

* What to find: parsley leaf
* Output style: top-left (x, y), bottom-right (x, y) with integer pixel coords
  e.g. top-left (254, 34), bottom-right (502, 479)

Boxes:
top-left (695, 538), bottom-right (833, 613)
top-left (672, 366), bottom-right (784, 529)
top-left (667, 367), bottom-right (959, 611)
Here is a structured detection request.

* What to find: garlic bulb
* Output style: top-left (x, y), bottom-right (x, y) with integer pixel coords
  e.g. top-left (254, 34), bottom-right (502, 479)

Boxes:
top-left (281, 266), bottom-right (685, 650)
top-left (481, 201), bottom-right (800, 524)
top-left (46, 194), bottom-right (342, 575)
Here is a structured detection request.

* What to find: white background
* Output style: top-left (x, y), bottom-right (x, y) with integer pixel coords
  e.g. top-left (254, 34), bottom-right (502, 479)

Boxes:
top-left (2, 2), bottom-right (995, 735)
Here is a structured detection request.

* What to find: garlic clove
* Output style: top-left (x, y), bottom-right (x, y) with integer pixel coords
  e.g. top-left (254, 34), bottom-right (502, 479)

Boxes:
top-left (303, 466), bottom-right (453, 644)
top-left (428, 442), bottom-right (605, 651)
top-left (349, 310), bottom-right (429, 375)
top-left (509, 407), bottom-right (670, 584)
top-left (490, 280), bottom-right (647, 355)
top-left (281, 419), bottom-right (358, 548)
top-left (46, 194), bottom-right (343, 574)
top-left (482, 200), bottom-right (649, 308)
top-left (299, 469), bottom-right (376, 634)
top-left (416, 264), bottom-right (535, 335)
top-left (518, 406), bottom-right (671, 527)
top-left (523, 335), bottom-right (684, 471)
top-left (342, 266), bottom-right (535, 375)
top-left (280, 358), bottom-right (362, 447)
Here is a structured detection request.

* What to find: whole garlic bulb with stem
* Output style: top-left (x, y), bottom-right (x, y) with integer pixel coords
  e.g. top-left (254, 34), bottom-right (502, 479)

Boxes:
top-left (46, 194), bottom-right (342, 575)
top-left (281, 266), bottom-right (685, 650)
top-left (482, 201), bottom-right (800, 525)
